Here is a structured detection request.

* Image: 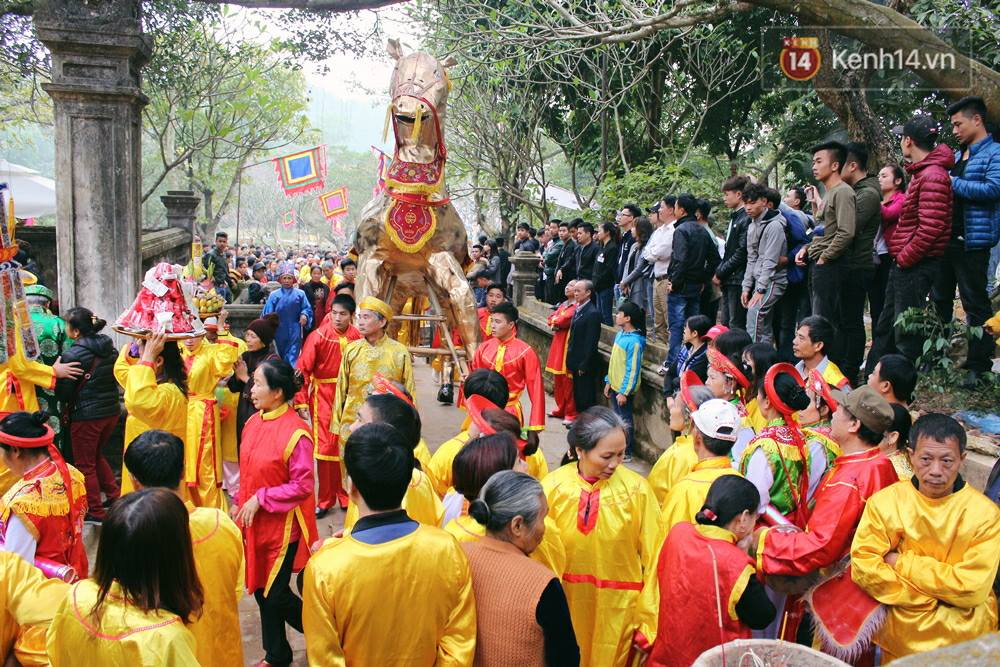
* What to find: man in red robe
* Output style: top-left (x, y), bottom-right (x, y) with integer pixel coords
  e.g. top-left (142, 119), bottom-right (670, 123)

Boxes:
top-left (476, 283), bottom-right (506, 341)
top-left (750, 385), bottom-right (898, 663)
top-left (295, 294), bottom-right (361, 516)
top-left (471, 302), bottom-right (545, 446)
top-left (545, 280), bottom-right (577, 425)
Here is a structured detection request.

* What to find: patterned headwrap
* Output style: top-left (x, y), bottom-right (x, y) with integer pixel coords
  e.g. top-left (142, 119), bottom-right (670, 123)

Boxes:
top-left (679, 370), bottom-right (704, 411)
top-left (0, 420), bottom-right (80, 556)
top-left (358, 296), bottom-right (393, 321)
top-left (707, 347), bottom-right (750, 390)
top-left (278, 261), bottom-right (297, 277)
top-left (370, 372), bottom-right (414, 407)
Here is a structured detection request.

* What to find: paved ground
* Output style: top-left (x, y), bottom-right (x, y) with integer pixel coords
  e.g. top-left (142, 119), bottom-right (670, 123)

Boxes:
top-left (82, 359), bottom-right (649, 666)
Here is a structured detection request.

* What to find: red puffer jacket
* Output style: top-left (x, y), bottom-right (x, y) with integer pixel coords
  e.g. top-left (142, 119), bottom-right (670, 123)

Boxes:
top-left (888, 143), bottom-right (954, 268)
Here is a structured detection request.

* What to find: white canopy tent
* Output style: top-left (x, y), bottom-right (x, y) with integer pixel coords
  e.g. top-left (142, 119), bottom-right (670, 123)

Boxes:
top-left (0, 159), bottom-right (57, 219)
top-left (541, 183), bottom-right (599, 212)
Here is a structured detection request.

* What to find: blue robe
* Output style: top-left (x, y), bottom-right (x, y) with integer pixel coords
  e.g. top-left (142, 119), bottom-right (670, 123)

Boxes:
top-left (262, 286), bottom-right (313, 365)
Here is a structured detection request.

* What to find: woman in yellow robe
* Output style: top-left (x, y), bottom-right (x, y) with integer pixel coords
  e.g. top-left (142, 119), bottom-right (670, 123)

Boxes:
top-left (46, 488), bottom-right (204, 666)
top-left (181, 334), bottom-right (239, 510)
top-left (0, 551), bottom-right (69, 667)
top-left (542, 407), bottom-right (660, 667)
top-left (343, 392), bottom-right (443, 529)
top-left (115, 334), bottom-right (188, 496)
top-left (647, 384), bottom-right (715, 507)
top-left (123, 429), bottom-right (245, 667)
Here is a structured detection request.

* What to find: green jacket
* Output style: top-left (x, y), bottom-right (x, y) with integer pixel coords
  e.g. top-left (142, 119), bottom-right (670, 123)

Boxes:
top-left (29, 306), bottom-right (68, 366)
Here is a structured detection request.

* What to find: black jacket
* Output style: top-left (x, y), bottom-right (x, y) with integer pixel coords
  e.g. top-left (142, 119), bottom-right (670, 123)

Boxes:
top-left (55, 333), bottom-right (121, 421)
top-left (566, 301), bottom-right (603, 373)
top-left (716, 207), bottom-right (750, 286)
top-left (575, 242), bottom-right (599, 285)
top-left (202, 248), bottom-right (231, 288)
top-left (592, 241), bottom-right (619, 292)
top-left (556, 239), bottom-right (578, 282)
top-left (668, 217), bottom-right (721, 296)
top-left (615, 229), bottom-right (635, 282)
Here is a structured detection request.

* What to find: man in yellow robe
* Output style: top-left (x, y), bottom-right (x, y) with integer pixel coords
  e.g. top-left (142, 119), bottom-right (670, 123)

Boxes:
top-left (331, 297), bottom-right (414, 444)
top-left (852, 413), bottom-right (1000, 661)
top-left (303, 423), bottom-right (476, 665)
top-left (658, 399), bottom-right (743, 534)
top-left (123, 429), bottom-right (244, 667)
top-left (0, 552), bottom-right (69, 667)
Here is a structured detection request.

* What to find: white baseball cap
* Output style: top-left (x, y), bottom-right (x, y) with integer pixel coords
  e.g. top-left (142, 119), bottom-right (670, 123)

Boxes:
top-left (691, 399), bottom-right (740, 442)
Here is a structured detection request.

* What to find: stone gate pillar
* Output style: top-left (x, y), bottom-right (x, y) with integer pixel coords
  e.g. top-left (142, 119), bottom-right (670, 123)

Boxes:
top-left (34, 0), bottom-right (152, 322)
top-left (161, 190), bottom-right (201, 233)
top-left (510, 250), bottom-right (542, 306)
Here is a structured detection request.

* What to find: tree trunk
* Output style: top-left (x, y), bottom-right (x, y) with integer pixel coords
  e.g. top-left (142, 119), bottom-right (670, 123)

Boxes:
top-left (810, 29), bottom-right (896, 168)
top-left (748, 0), bottom-right (1000, 122)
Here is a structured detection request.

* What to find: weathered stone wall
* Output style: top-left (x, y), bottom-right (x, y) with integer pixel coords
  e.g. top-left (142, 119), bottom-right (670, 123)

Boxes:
top-left (517, 296), bottom-right (675, 462)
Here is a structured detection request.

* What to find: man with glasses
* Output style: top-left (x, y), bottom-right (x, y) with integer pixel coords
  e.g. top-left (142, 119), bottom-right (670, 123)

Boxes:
top-left (615, 204), bottom-right (641, 303)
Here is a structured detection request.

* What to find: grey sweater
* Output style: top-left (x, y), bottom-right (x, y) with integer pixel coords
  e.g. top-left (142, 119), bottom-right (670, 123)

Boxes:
top-left (742, 209), bottom-right (788, 293)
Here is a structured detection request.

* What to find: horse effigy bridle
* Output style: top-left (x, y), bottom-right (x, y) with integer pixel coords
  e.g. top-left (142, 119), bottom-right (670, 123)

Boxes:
top-left (380, 59), bottom-right (452, 253)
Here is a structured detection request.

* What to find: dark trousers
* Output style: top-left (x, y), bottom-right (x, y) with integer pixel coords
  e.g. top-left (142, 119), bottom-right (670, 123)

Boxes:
top-left (841, 267), bottom-right (875, 387)
top-left (667, 292), bottom-right (702, 367)
top-left (775, 281), bottom-right (810, 362)
top-left (866, 257), bottom-right (940, 374)
top-left (700, 288), bottom-right (720, 324)
top-left (572, 369), bottom-right (601, 413)
top-left (69, 414), bottom-right (121, 519)
top-left (254, 541), bottom-right (302, 666)
top-left (809, 259), bottom-right (843, 324)
top-left (596, 288), bottom-right (614, 326)
top-left (931, 243), bottom-right (994, 373)
top-left (867, 254), bottom-right (892, 339)
top-left (719, 284), bottom-right (746, 329)
top-left (609, 390), bottom-right (635, 455)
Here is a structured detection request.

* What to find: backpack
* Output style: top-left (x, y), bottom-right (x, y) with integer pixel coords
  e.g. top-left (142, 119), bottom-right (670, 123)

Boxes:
top-left (782, 207), bottom-right (809, 284)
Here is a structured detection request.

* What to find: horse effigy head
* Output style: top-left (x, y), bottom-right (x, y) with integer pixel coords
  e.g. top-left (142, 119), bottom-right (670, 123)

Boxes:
top-left (386, 39), bottom-right (456, 154)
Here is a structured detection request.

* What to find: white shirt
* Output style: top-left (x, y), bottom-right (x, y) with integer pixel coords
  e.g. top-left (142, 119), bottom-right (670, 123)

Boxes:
top-left (1, 515), bottom-right (37, 564)
top-left (643, 222), bottom-right (675, 278)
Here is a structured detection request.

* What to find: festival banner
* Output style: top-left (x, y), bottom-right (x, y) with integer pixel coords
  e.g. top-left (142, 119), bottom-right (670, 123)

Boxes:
top-left (371, 146), bottom-right (392, 196)
top-left (273, 145), bottom-right (327, 198)
top-left (319, 187), bottom-right (349, 220)
top-left (281, 209), bottom-right (296, 229)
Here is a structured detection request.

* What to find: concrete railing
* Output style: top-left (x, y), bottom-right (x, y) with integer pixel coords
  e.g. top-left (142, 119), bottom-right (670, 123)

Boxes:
top-left (516, 296), bottom-right (675, 463)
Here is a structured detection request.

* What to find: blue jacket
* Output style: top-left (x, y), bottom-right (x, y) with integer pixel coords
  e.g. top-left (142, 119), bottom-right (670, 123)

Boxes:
top-left (952, 134), bottom-right (1000, 249)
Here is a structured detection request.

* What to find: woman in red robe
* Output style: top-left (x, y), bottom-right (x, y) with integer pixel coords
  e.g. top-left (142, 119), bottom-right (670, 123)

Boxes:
top-left (233, 359), bottom-right (318, 667)
top-left (648, 475), bottom-right (775, 667)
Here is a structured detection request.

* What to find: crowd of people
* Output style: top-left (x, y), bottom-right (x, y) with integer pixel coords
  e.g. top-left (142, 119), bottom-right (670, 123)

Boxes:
top-left (0, 96), bottom-right (998, 667)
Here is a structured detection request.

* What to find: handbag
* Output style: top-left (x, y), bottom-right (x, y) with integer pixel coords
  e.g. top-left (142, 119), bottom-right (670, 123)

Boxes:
top-left (59, 355), bottom-right (102, 460)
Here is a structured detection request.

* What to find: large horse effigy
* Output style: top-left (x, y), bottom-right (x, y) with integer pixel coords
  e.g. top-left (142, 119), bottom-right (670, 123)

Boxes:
top-left (354, 40), bottom-right (480, 359)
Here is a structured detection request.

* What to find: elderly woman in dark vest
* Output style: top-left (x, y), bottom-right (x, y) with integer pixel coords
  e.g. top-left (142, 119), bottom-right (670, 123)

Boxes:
top-left (462, 470), bottom-right (580, 667)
